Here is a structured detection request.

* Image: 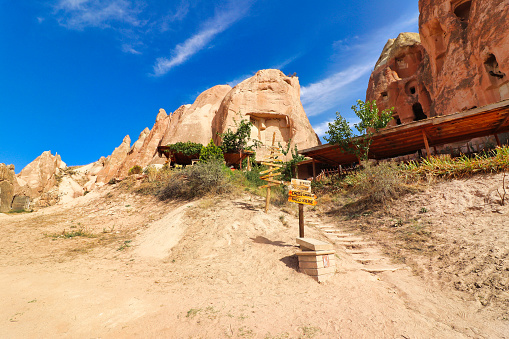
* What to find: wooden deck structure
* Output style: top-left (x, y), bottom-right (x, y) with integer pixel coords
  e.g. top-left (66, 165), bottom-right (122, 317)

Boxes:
top-left (298, 99), bottom-right (509, 178)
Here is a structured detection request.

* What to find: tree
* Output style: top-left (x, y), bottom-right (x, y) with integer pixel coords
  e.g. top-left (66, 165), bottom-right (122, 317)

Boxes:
top-left (199, 139), bottom-right (224, 163)
top-left (324, 100), bottom-right (394, 161)
top-left (219, 113), bottom-right (262, 153)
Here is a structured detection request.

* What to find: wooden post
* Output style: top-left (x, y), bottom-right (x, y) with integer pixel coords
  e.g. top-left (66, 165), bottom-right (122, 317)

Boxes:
top-left (422, 130), bottom-right (431, 157)
top-left (265, 187), bottom-right (271, 213)
top-left (495, 134), bottom-right (501, 147)
top-left (247, 154), bottom-right (251, 171)
top-left (239, 150), bottom-right (243, 170)
top-left (312, 159), bottom-right (316, 181)
top-left (433, 146), bottom-right (438, 155)
top-left (299, 204), bottom-right (304, 238)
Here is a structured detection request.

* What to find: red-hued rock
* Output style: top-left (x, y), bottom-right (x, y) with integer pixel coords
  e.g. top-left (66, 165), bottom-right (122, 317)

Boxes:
top-left (367, 1), bottom-right (509, 127)
top-left (367, 33), bottom-right (433, 127)
top-left (419, 0), bottom-right (509, 114)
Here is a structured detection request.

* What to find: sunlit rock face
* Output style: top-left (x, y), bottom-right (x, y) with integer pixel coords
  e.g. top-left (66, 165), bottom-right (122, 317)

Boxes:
top-left (419, 0), bottom-right (509, 114)
top-left (73, 69), bottom-right (321, 184)
top-left (96, 135), bottom-right (131, 184)
top-left (367, 1), bottom-right (509, 128)
top-left (213, 69), bottom-right (321, 161)
top-left (0, 164), bottom-right (16, 212)
top-left (366, 33), bottom-right (433, 127)
top-left (17, 151), bottom-right (66, 197)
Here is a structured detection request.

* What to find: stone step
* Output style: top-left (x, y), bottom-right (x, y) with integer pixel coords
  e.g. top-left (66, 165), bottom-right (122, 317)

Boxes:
top-left (332, 233), bottom-right (355, 238)
top-left (361, 267), bottom-right (399, 273)
top-left (333, 237), bottom-right (364, 242)
top-left (335, 241), bottom-right (372, 248)
top-left (353, 257), bottom-right (381, 262)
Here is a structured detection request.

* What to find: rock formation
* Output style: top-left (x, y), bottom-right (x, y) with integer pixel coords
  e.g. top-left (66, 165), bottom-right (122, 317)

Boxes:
top-left (164, 85), bottom-right (232, 145)
top-left (96, 136), bottom-right (131, 184)
top-left (367, 33), bottom-right (433, 126)
top-left (419, 0), bottom-right (509, 114)
top-left (13, 69), bottom-right (320, 192)
top-left (367, 1), bottom-right (509, 123)
top-left (17, 151), bottom-right (66, 197)
top-left (0, 164), bottom-right (16, 212)
top-left (94, 70), bottom-right (320, 182)
top-left (213, 69), bottom-right (321, 160)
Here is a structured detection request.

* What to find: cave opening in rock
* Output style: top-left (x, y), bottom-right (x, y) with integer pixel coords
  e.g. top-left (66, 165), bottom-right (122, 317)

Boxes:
top-left (394, 115), bottom-right (402, 125)
top-left (485, 54), bottom-right (506, 79)
top-left (410, 87), bottom-right (416, 95)
top-left (381, 92), bottom-right (388, 101)
top-left (412, 103), bottom-right (427, 121)
top-left (453, 1), bottom-right (472, 24)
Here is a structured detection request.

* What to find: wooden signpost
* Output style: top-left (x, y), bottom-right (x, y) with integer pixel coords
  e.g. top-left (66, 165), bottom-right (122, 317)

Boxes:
top-left (260, 133), bottom-right (285, 213)
top-left (288, 178), bottom-right (316, 237)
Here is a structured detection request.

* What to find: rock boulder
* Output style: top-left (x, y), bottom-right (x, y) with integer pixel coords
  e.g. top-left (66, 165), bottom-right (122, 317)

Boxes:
top-left (0, 164), bottom-right (16, 212)
top-left (213, 69), bottom-right (321, 160)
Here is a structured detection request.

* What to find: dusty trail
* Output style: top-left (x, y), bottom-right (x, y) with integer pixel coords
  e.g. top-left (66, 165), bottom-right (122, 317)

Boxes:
top-left (0, 184), bottom-right (508, 338)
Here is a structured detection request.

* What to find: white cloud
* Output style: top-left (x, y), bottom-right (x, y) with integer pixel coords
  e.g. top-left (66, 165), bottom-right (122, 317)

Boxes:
top-left (121, 43), bottom-right (142, 54)
top-left (160, 1), bottom-right (190, 32)
top-left (301, 63), bottom-right (375, 117)
top-left (272, 54), bottom-right (301, 71)
top-left (227, 73), bottom-right (252, 87)
top-left (152, 1), bottom-right (251, 76)
top-left (302, 11), bottom-right (419, 118)
top-left (54, 0), bottom-right (143, 30)
top-left (312, 119), bottom-right (334, 137)
top-left (312, 117), bottom-right (361, 138)
top-left (37, 17), bottom-right (45, 23)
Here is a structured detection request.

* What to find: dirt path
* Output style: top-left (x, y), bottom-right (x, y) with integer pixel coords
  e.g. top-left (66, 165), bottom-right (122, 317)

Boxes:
top-left (1, 185), bottom-right (508, 338)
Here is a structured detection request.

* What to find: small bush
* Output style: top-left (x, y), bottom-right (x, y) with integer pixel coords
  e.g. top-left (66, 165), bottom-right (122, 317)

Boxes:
top-left (200, 139), bottom-right (224, 163)
top-left (128, 165), bottom-right (143, 175)
top-left (345, 160), bottom-right (406, 203)
top-left (165, 142), bottom-right (203, 156)
top-left (158, 159), bottom-right (233, 200)
top-left (136, 166), bottom-right (173, 195)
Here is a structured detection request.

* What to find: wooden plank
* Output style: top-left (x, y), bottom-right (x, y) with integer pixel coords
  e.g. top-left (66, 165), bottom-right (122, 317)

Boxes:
top-left (298, 253), bottom-right (336, 262)
top-left (422, 130), bottom-right (431, 157)
top-left (289, 190), bottom-right (317, 199)
top-left (300, 266), bottom-right (336, 276)
top-left (288, 196), bottom-right (317, 206)
top-left (296, 250), bottom-right (335, 256)
top-left (296, 238), bottom-right (334, 251)
top-left (299, 260), bottom-right (335, 269)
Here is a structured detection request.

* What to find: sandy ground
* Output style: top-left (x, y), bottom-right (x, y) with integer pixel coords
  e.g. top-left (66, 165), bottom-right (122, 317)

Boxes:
top-left (1, 178), bottom-right (508, 338)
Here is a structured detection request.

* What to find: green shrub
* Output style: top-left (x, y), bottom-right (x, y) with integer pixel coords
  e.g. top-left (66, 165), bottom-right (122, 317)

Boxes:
top-left (158, 159), bottom-right (233, 200)
top-left (166, 142), bottom-right (203, 156)
top-left (199, 139), bottom-right (224, 163)
top-left (128, 165), bottom-right (143, 175)
top-left (345, 161), bottom-right (406, 203)
top-left (218, 114), bottom-right (261, 153)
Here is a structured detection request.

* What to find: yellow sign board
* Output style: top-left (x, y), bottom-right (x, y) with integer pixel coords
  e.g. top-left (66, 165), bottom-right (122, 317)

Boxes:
top-left (288, 196), bottom-right (317, 206)
top-left (289, 190), bottom-right (317, 199)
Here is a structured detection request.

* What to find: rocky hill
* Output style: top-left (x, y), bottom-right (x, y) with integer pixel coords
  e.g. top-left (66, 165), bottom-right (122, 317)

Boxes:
top-left (367, 0), bottom-right (509, 123)
top-left (2, 69), bottom-right (320, 208)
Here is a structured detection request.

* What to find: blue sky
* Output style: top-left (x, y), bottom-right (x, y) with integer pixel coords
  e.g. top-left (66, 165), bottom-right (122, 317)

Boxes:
top-left (0, 0), bottom-right (418, 172)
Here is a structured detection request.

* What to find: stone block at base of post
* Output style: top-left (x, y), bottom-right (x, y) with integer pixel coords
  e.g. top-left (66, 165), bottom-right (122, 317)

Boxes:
top-left (296, 238), bottom-right (335, 283)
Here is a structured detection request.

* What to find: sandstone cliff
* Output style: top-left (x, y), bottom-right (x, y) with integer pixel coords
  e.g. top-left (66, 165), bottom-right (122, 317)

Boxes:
top-left (18, 151), bottom-right (66, 197)
top-left (213, 69), bottom-right (321, 160)
top-left (367, 33), bottom-right (433, 126)
top-left (96, 136), bottom-right (131, 184)
top-left (419, 0), bottom-right (509, 115)
top-left (0, 164), bottom-right (16, 212)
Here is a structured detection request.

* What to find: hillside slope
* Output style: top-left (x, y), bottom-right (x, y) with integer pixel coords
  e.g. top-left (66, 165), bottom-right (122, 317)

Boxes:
top-left (0, 179), bottom-right (508, 338)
